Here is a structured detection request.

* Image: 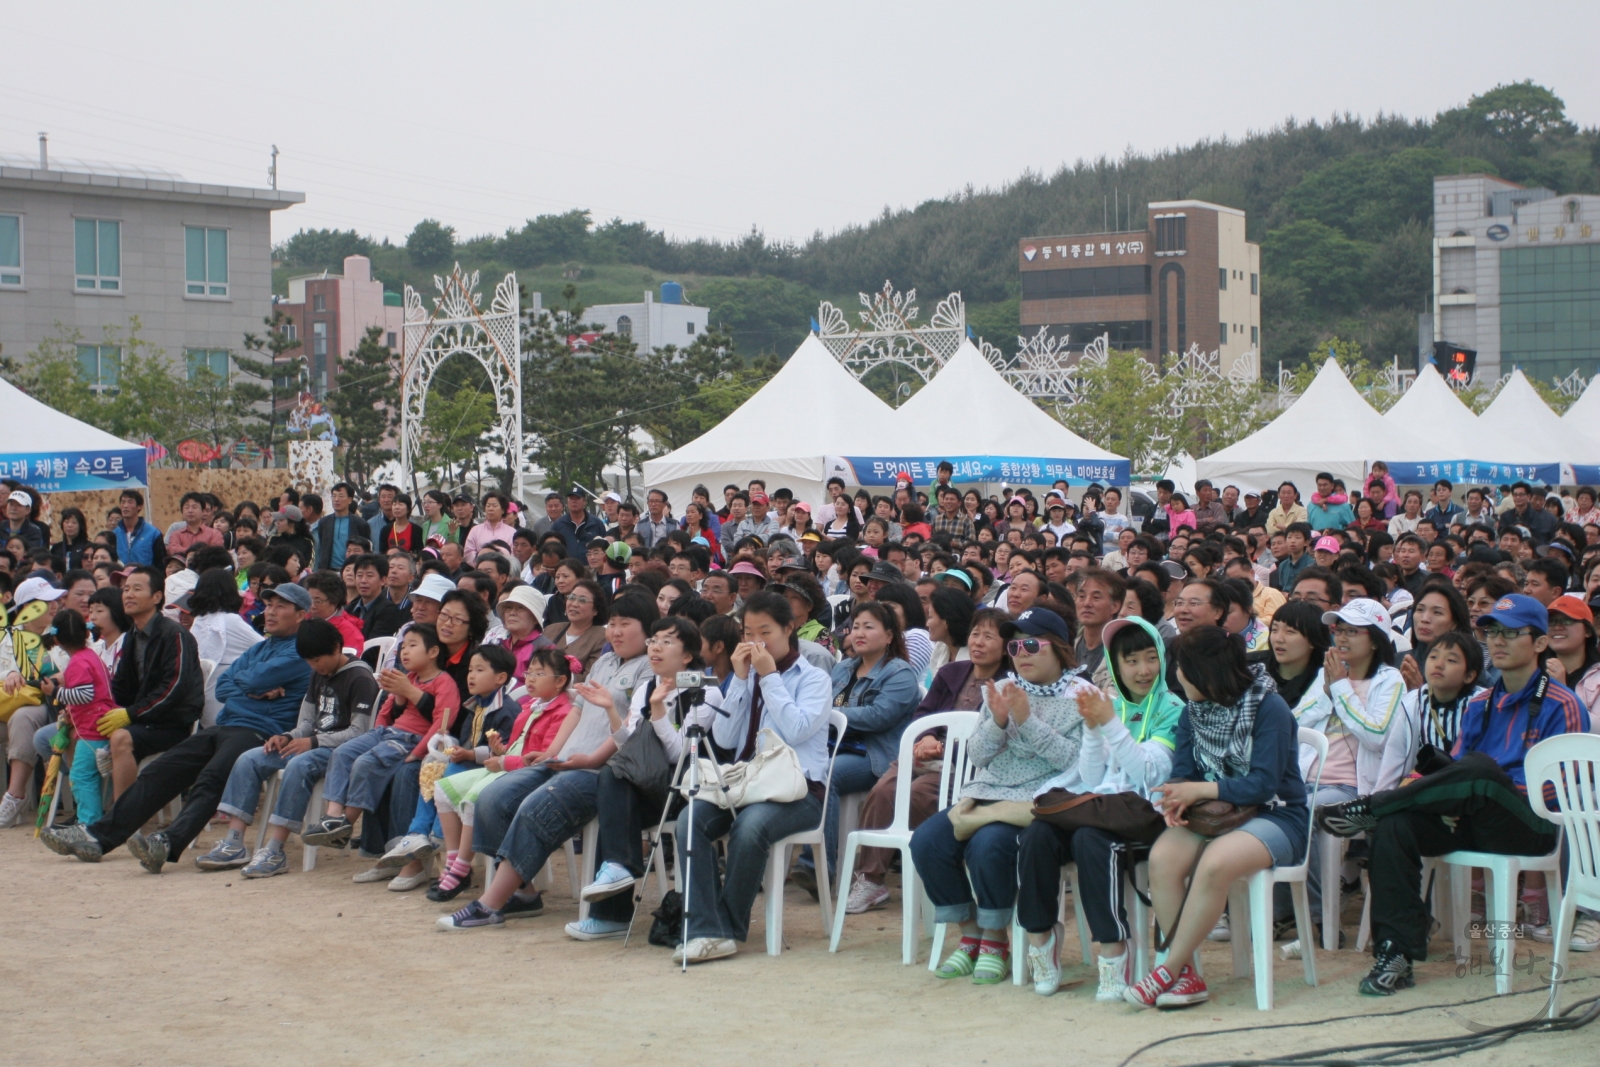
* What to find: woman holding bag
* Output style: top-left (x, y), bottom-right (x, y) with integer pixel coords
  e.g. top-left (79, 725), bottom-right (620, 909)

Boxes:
top-left (672, 590), bottom-right (831, 965)
top-left (910, 607), bottom-right (1093, 985)
top-left (1124, 625), bottom-right (1307, 1009)
top-left (1016, 615), bottom-right (1182, 999)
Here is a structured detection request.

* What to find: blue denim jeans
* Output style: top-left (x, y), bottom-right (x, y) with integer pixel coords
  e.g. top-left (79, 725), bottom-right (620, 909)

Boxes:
top-left (910, 805), bottom-right (1024, 930)
top-left (407, 761), bottom-right (472, 836)
top-left (217, 746), bottom-right (335, 832)
top-left (822, 752), bottom-right (880, 873)
top-left (496, 769), bottom-right (600, 885)
top-left (323, 727), bottom-right (419, 812)
top-left (471, 763), bottom-right (558, 858)
top-left (678, 792), bottom-right (824, 943)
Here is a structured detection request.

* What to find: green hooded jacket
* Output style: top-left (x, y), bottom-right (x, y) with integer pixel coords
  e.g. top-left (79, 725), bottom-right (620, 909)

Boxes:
top-left (1078, 615), bottom-right (1184, 797)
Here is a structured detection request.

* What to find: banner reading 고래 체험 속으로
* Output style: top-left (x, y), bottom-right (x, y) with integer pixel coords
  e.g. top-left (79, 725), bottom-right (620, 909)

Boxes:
top-left (0, 449), bottom-right (148, 493)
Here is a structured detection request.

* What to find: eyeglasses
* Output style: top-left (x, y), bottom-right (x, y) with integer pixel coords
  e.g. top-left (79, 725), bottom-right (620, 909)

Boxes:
top-left (1289, 591), bottom-right (1330, 606)
top-left (1482, 625), bottom-right (1533, 643)
top-left (1006, 638), bottom-right (1043, 656)
top-left (646, 636), bottom-right (681, 648)
top-left (1546, 616), bottom-right (1578, 631)
top-left (1331, 624), bottom-right (1367, 639)
top-left (566, 595), bottom-right (593, 605)
top-left (437, 611), bottom-right (471, 626)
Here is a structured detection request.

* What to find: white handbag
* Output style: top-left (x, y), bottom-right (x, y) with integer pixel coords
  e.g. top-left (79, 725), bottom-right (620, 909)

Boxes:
top-left (680, 727), bottom-right (810, 809)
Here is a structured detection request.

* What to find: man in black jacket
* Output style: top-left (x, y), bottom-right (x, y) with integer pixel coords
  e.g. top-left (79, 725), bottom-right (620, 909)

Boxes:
top-left (345, 553), bottom-right (404, 643)
top-left (314, 481), bottom-right (372, 572)
top-left (1497, 481), bottom-right (1557, 547)
top-left (100, 566), bottom-right (205, 798)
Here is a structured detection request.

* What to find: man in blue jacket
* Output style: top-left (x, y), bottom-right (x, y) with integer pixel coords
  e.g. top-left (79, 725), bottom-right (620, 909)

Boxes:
top-left (112, 489), bottom-right (167, 568)
top-left (43, 585), bottom-right (314, 873)
top-left (551, 487), bottom-right (606, 558)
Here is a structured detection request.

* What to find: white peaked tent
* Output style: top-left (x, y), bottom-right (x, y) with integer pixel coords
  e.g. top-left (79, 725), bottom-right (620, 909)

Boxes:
top-left (1381, 363), bottom-right (1485, 461)
top-left (1197, 358), bottom-right (1425, 489)
top-left (0, 376), bottom-right (147, 492)
top-left (885, 341), bottom-right (1127, 485)
top-left (1562, 375), bottom-right (1600, 466)
top-left (641, 334), bottom-right (898, 509)
top-left (1477, 370), bottom-right (1589, 465)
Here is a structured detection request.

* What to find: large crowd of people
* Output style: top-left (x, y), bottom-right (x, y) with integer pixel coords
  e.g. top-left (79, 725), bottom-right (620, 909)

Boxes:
top-left (3, 465), bottom-right (1598, 1007)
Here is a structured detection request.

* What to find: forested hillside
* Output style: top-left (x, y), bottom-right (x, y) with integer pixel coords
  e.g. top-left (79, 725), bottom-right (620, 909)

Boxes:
top-left (278, 82), bottom-right (1597, 369)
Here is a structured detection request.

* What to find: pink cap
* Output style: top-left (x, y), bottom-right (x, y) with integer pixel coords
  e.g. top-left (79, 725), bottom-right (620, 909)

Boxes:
top-left (1314, 535), bottom-right (1341, 554)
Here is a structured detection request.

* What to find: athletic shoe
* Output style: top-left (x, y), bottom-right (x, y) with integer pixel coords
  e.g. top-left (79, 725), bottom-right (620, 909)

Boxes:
top-left (40, 823), bottom-right (102, 862)
top-left (1156, 965), bottom-right (1209, 1007)
top-left (378, 832), bottom-right (436, 870)
top-left (387, 869), bottom-right (430, 892)
top-left (1096, 952), bottom-right (1132, 1002)
top-left (352, 866), bottom-right (393, 883)
top-left (844, 874), bottom-right (890, 914)
top-left (500, 892), bottom-right (545, 919)
top-left (1207, 912), bottom-right (1230, 942)
top-left (0, 791), bottom-right (24, 829)
top-left (787, 863), bottom-right (819, 901)
top-left (1316, 797), bottom-right (1379, 838)
top-left (933, 939), bottom-right (980, 979)
top-left (672, 937), bottom-right (736, 964)
top-left (127, 831), bottom-right (169, 874)
top-left (241, 847), bottom-right (289, 878)
top-left (1027, 925), bottom-right (1063, 996)
top-left (1124, 964), bottom-right (1179, 1008)
top-left (1530, 915), bottom-right (1600, 951)
top-left (580, 861), bottom-right (636, 902)
top-left (565, 917), bottom-right (630, 941)
top-left (437, 900), bottom-right (505, 931)
top-left (971, 941), bottom-right (1009, 985)
top-left (1359, 940), bottom-right (1415, 996)
top-left (300, 816), bottom-right (353, 847)
top-left (194, 839), bottom-right (250, 871)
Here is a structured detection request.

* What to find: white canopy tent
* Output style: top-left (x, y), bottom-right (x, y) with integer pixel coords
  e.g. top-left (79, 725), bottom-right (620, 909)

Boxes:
top-left (641, 334), bottom-right (899, 510)
top-left (1197, 358), bottom-right (1426, 490)
top-left (1561, 375), bottom-right (1600, 470)
top-left (867, 341), bottom-right (1128, 488)
top-left (0, 376), bottom-right (147, 493)
top-left (1476, 370), bottom-right (1594, 477)
top-left (1381, 364), bottom-right (1484, 461)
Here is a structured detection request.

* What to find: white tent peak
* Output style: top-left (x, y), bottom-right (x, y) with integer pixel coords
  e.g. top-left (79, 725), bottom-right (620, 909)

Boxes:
top-left (1475, 369), bottom-right (1581, 463)
top-left (1382, 363), bottom-right (1482, 459)
top-left (896, 341), bottom-right (1123, 461)
top-left (0, 376), bottom-right (142, 454)
top-left (1563, 374), bottom-right (1600, 425)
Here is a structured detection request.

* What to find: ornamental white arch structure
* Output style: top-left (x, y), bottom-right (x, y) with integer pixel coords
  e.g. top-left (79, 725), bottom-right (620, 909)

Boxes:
top-left (400, 265), bottom-right (524, 500)
top-left (816, 280), bottom-right (967, 384)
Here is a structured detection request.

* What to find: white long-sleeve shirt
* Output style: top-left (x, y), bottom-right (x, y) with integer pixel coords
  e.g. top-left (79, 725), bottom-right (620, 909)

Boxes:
top-left (714, 657), bottom-right (831, 781)
top-left (611, 676), bottom-right (723, 764)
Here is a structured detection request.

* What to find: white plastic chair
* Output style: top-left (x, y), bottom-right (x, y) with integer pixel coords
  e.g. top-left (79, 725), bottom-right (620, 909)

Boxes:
top-left (1441, 847), bottom-right (1563, 995)
top-left (1319, 832), bottom-right (1353, 951)
top-left (1225, 727), bottom-right (1328, 1010)
top-left (1043, 856), bottom-right (1155, 983)
top-left (829, 710), bottom-right (980, 963)
top-left (1525, 734), bottom-right (1600, 1016)
top-left (493, 817), bottom-right (599, 916)
top-left (256, 772), bottom-right (327, 870)
top-left (362, 636), bottom-right (396, 671)
top-left (759, 708), bottom-right (849, 956)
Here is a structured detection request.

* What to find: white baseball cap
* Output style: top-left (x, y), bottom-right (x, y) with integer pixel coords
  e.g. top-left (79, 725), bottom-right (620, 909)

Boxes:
top-left (1322, 597), bottom-right (1394, 635)
top-left (412, 574), bottom-right (457, 602)
top-left (14, 576), bottom-right (66, 607)
top-left (6, 490), bottom-right (31, 508)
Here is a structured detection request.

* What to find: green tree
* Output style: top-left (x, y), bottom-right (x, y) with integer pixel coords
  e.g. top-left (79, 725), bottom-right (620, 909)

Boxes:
top-left (688, 277), bottom-right (820, 357)
top-left (1261, 220), bottom-right (1368, 314)
top-left (1060, 350), bottom-right (1170, 472)
top-left (327, 326), bottom-right (399, 485)
top-left (406, 219), bottom-right (457, 267)
top-left (234, 310), bottom-right (305, 467)
top-left (501, 210), bottom-right (592, 267)
top-left (416, 383), bottom-right (495, 487)
top-left (278, 228), bottom-right (377, 269)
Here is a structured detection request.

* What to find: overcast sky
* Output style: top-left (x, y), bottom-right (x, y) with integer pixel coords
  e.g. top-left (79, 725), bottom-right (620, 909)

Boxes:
top-left (6, 2), bottom-right (1597, 249)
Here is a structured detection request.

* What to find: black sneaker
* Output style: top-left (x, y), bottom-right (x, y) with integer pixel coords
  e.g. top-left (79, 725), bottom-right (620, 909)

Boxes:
top-left (40, 823), bottom-right (103, 863)
top-left (300, 816), bottom-right (353, 847)
top-left (1316, 797), bottom-right (1379, 838)
top-left (500, 892), bottom-right (545, 919)
top-left (788, 864), bottom-right (820, 901)
top-left (1359, 940), bottom-right (1415, 996)
top-left (128, 830), bottom-right (169, 874)
top-left (426, 871), bottom-right (474, 903)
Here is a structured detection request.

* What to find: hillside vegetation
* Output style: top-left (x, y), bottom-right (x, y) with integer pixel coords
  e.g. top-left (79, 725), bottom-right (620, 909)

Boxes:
top-left (277, 82), bottom-right (1597, 369)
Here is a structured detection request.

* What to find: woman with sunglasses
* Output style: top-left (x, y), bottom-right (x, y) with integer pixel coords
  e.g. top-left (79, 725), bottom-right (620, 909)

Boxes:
top-left (911, 606), bottom-right (1093, 985)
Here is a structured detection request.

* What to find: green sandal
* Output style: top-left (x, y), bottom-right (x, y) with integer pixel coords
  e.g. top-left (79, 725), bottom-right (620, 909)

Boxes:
top-left (972, 940), bottom-right (1010, 984)
top-left (934, 938), bottom-right (980, 979)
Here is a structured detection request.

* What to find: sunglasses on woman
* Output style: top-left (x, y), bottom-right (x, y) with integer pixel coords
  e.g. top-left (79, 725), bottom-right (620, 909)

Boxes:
top-left (1006, 638), bottom-right (1044, 656)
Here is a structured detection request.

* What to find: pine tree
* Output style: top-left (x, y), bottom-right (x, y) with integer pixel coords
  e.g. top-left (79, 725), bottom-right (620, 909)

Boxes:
top-left (328, 326), bottom-right (400, 486)
top-left (234, 310), bottom-right (305, 467)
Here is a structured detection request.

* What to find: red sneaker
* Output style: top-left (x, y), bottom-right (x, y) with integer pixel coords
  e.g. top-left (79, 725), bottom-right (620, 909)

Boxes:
top-left (1155, 964), bottom-right (1209, 1007)
top-left (1122, 964), bottom-right (1177, 1008)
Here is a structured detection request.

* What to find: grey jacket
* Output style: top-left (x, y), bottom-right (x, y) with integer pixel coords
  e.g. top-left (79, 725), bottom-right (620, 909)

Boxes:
top-left (289, 656), bottom-right (379, 748)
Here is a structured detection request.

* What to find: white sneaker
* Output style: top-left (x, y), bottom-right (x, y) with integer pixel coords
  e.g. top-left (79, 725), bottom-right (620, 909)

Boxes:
top-left (1095, 951), bottom-right (1131, 1002)
top-left (1207, 912), bottom-right (1231, 942)
top-left (388, 869), bottom-right (431, 892)
top-left (580, 861), bottom-right (636, 902)
top-left (352, 866), bottom-right (392, 883)
top-left (0, 792), bottom-right (23, 829)
top-left (672, 937), bottom-right (737, 964)
top-left (1028, 925), bottom-right (1063, 996)
top-left (844, 874), bottom-right (890, 914)
top-left (378, 832), bottom-right (435, 869)
top-left (1531, 915), bottom-right (1600, 951)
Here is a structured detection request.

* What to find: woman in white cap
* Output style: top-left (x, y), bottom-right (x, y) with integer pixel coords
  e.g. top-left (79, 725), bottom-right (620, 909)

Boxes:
top-left (492, 585), bottom-right (552, 680)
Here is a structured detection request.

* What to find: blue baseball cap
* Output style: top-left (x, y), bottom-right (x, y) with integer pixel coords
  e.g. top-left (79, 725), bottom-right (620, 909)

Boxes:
top-left (1003, 607), bottom-right (1072, 644)
top-left (1474, 593), bottom-right (1549, 634)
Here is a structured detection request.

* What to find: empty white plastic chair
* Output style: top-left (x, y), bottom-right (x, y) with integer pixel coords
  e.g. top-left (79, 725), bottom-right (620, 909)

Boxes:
top-left (759, 709), bottom-right (849, 956)
top-left (1524, 733), bottom-right (1600, 1016)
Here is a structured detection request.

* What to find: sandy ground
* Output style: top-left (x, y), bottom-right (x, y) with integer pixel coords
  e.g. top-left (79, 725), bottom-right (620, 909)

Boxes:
top-left (3, 821), bottom-right (1597, 1067)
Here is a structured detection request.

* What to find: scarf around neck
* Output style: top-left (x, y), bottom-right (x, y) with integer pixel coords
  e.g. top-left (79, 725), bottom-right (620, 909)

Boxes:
top-left (741, 646), bottom-right (801, 760)
top-left (1188, 665), bottom-right (1276, 781)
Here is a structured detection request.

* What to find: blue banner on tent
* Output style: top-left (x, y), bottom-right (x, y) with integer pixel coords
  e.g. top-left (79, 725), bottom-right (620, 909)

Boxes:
top-left (0, 449), bottom-right (148, 493)
top-left (1383, 459), bottom-right (1565, 486)
top-left (829, 454), bottom-right (1130, 487)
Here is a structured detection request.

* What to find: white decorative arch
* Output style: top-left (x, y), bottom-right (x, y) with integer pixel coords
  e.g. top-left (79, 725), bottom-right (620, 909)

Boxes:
top-left (400, 265), bottom-right (523, 500)
top-left (816, 280), bottom-right (967, 383)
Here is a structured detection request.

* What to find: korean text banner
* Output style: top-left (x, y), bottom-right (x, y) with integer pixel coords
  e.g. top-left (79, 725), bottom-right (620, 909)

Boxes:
top-left (0, 449), bottom-right (148, 492)
top-left (829, 455), bottom-right (1129, 488)
top-left (1382, 459), bottom-right (1565, 487)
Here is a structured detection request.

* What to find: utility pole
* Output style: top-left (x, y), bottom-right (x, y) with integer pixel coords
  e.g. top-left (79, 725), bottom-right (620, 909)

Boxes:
top-left (269, 145), bottom-right (278, 190)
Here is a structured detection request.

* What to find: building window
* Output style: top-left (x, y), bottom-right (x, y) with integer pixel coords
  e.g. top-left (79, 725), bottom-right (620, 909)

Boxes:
top-left (0, 214), bottom-right (21, 287)
top-left (280, 322), bottom-right (297, 342)
top-left (312, 321), bottom-right (328, 356)
top-left (185, 349), bottom-right (230, 381)
top-left (1154, 214), bottom-right (1187, 255)
top-left (313, 294), bottom-right (326, 312)
top-left (184, 226), bottom-right (228, 297)
top-left (1218, 268), bottom-right (1227, 291)
top-left (386, 331), bottom-right (397, 348)
top-left (76, 344), bottom-right (121, 391)
top-left (1251, 325), bottom-right (1259, 347)
top-left (1158, 263), bottom-right (1186, 355)
top-left (1250, 272), bottom-right (1258, 295)
top-left (1039, 321), bottom-right (1153, 350)
top-left (1220, 322), bottom-right (1228, 346)
top-left (75, 218), bottom-right (120, 291)
top-left (616, 315), bottom-right (632, 338)
top-left (1018, 265), bottom-right (1152, 301)
top-left (1568, 201), bottom-right (1580, 224)
top-left (686, 321), bottom-right (695, 334)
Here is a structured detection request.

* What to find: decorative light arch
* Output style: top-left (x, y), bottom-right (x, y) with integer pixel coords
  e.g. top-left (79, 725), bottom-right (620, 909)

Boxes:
top-left (816, 280), bottom-right (967, 383)
top-left (400, 265), bottom-right (524, 500)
